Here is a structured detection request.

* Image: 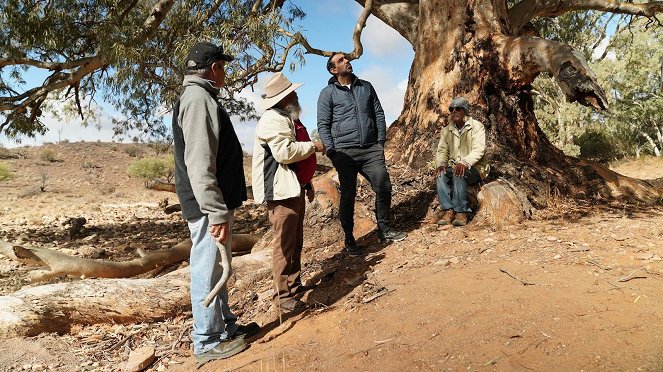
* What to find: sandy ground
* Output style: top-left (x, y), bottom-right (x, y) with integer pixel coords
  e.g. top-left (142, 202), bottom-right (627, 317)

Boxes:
top-left (0, 143), bottom-right (662, 371)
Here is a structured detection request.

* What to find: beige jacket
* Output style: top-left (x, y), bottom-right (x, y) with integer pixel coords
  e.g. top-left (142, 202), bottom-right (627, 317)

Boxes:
top-left (435, 116), bottom-right (489, 180)
top-left (252, 108), bottom-right (316, 203)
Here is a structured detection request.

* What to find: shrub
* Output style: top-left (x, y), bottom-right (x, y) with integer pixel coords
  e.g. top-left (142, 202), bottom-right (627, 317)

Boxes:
top-left (124, 145), bottom-right (143, 158)
top-left (127, 157), bottom-right (171, 183)
top-left (0, 145), bottom-right (16, 160)
top-left (576, 129), bottom-right (616, 163)
top-left (40, 148), bottom-right (59, 162)
top-left (0, 163), bottom-right (12, 181)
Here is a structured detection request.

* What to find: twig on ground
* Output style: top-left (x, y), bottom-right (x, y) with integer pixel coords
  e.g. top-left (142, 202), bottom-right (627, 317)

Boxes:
top-left (362, 288), bottom-right (392, 303)
top-left (499, 268), bottom-right (536, 286)
top-left (618, 267), bottom-right (647, 282)
top-left (588, 260), bottom-right (612, 271)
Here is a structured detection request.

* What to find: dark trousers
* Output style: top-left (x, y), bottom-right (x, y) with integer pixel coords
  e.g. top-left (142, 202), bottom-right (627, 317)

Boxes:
top-left (267, 193), bottom-right (305, 299)
top-left (331, 144), bottom-right (392, 238)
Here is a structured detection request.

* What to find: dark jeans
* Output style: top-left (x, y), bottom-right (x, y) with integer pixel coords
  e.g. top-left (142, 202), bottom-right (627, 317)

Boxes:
top-left (330, 144), bottom-right (392, 238)
top-left (436, 166), bottom-right (481, 213)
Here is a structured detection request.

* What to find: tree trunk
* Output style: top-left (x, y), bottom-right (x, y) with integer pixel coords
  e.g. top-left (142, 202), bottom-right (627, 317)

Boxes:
top-left (383, 0), bottom-right (661, 206)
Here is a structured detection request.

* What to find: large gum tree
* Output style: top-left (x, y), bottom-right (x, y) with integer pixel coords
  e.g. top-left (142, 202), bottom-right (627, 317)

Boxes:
top-left (1, 0), bottom-right (662, 205)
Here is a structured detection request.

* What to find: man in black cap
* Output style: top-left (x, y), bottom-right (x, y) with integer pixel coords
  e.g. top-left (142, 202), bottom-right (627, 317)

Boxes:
top-left (434, 97), bottom-right (489, 226)
top-left (172, 41), bottom-right (258, 365)
top-left (317, 53), bottom-right (407, 256)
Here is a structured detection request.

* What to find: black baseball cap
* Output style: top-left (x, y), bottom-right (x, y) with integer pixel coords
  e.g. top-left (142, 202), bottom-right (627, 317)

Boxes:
top-left (185, 42), bottom-right (234, 70)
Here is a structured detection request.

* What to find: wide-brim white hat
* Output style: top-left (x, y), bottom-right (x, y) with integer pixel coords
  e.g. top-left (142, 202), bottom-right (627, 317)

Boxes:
top-left (261, 72), bottom-right (302, 110)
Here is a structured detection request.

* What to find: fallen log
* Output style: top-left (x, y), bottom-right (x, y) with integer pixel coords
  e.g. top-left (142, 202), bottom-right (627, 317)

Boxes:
top-left (146, 180), bottom-right (255, 200)
top-left (0, 246), bottom-right (273, 338)
top-left (0, 234), bottom-right (261, 282)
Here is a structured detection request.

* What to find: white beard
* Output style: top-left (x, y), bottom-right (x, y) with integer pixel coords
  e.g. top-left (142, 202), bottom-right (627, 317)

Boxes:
top-left (283, 102), bottom-right (302, 121)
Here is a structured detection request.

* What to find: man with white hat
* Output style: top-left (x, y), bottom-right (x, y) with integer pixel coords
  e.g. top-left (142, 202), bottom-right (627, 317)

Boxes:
top-left (252, 72), bottom-right (325, 313)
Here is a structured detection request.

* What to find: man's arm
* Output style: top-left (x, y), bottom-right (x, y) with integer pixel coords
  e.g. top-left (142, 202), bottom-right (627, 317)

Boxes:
top-left (370, 83), bottom-right (387, 144)
top-left (461, 120), bottom-right (486, 167)
top-left (435, 129), bottom-right (449, 169)
top-left (316, 88), bottom-right (335, 156)
top-left (180, 94), bottom-right (230, 226)
top-left (258, 111), bottom-right (316, 164)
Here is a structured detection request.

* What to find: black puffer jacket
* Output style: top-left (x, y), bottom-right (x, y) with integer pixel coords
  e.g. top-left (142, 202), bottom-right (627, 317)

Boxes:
top-left (316, 75), bottom-right (386, 155)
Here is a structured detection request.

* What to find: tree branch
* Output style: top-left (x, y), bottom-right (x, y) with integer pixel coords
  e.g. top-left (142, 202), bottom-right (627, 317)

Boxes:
top-left (509, 0), bottom-right (663, 34)
top-left (354, 0), bottom-right (418, 46)
top-left (0, 57), bottom-right (104, 111)
top-left (0, 56), bottom-right (100, 70)
top-left (495, 35), bottom-right (609, 110)
top-left (293, 0), bottom-right (374, 60)
top-left (134, 0), bottom-right (175, 42)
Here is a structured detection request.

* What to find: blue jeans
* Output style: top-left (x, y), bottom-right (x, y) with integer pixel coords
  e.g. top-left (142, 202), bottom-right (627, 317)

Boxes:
top-left (436, 167), bottom-right (481, 213)
top-left (187, 214), bottom-right (238, 355)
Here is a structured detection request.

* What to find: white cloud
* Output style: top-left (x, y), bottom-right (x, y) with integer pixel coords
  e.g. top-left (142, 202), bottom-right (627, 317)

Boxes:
top-left (357, 66), bottom-right (407, 124)
top-left (362, 13), bottom-right (412, 57)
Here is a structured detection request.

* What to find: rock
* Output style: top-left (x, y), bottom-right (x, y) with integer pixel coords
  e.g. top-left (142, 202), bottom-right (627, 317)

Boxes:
top-left (546, 236), bottom-right (558, 242)
top-left (81, 234), bottom-right (98, 243)
top-left (553, 254), bottom-right (562, 260)
top-left (125, 346), bottom-right (156, 372)
top-left (31, 364), bottom-right (45, 371)
top-left (636, 252), bottom-right (654, 260)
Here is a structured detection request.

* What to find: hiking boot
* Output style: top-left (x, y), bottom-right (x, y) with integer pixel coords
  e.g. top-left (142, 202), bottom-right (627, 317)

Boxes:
top-left (277, 297), bottom-right (307, 313)
top-left (452, 212), bottom-right (468, 226)
top-left (379, 228), bottom-right (407, 242)
top-left (437, 209), bottom-right (455, 225)
top-left (195, 337), bottom-right (247, 364)
top-left (233, 322), bottom-right (260, 339)
top-left (345, 236), bottom-right (365, 256)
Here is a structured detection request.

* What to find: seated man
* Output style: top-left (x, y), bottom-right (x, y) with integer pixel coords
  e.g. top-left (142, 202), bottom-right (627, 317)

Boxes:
top-left (434, 97), bottom-right (489, 226)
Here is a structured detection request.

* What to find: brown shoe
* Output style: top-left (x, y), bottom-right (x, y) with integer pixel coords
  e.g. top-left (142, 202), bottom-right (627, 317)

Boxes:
top-left (437, 209), bottom-right (455, 225)
top-left (452, 212), bottom-right (468, 226)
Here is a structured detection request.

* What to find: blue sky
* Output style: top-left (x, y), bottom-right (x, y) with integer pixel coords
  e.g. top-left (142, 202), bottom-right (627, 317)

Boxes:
top-left (1, 0), bottom-right (414, 150)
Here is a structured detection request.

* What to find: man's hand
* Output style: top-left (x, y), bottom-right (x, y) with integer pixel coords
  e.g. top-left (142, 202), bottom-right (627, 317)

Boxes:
top-left (453, 162), bottom-right (467, 177)
top-left (313, 141), bottom-right (325, 153)
top-left (434, 166), bottom-right (446, 177)
top-left (210, 222), bottom-right (229, 244)
top-left (306, 185), bottom-right (315, 203)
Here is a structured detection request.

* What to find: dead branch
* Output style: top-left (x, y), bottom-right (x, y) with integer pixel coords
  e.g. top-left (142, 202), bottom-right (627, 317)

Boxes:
top-left (618, 267), bottom-right (648, 282)
top-left (0, 234), bottom-right (261, 282)
top-left (495, 35), bottom-right (608, 110)
top-left (146, 180), bottom-right (176, 193)
top-left (499, 268), bottom-right (536, 286)
top-left (509, 0), bottom-right (663, 35)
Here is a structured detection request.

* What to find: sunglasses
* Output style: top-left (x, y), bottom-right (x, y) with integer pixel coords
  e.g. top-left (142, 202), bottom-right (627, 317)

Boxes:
top-left (449, 107), bottom-right (464, 112)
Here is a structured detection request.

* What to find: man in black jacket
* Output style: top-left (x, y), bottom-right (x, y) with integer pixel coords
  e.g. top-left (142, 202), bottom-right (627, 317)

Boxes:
top-left (317, 53), bottom-right (406, 255)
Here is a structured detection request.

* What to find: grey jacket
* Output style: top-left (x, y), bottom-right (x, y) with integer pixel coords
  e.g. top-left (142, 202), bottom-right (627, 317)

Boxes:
top-left (172, 75), bottom-right (247, 225)
top-left (316, 75), bottom-right (386, 155)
